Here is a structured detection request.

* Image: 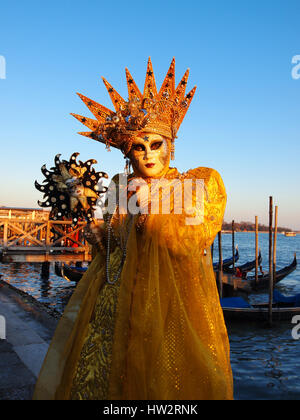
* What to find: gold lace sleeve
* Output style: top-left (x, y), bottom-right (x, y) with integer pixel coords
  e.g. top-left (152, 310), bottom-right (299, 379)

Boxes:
top-left (144, 167), bottom-right (226, 256)
top-left (187, 166), bottom-right (227, 247)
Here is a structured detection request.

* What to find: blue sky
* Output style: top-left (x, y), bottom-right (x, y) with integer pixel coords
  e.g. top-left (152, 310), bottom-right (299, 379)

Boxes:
top-left (0, 0), bottom-right (300, 228)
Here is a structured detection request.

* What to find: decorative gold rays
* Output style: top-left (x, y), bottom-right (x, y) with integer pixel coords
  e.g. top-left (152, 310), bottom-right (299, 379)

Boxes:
top-left (71, 58), bottom-right (196, 156)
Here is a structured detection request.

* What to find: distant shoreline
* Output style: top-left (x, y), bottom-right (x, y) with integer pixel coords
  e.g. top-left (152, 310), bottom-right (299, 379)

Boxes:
top-left (222, 231), bottom-right (299, 234)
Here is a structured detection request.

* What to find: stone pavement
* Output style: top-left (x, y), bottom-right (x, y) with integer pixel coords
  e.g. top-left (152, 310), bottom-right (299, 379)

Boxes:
top-left (0, 280), bottom-right (59, 400)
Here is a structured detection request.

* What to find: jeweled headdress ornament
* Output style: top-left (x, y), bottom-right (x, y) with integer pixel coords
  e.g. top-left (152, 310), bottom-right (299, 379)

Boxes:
top-left (71, 58), bottom-right (196, 160)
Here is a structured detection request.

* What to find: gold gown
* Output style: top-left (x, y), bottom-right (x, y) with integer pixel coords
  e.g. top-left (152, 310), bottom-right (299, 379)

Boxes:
top-left (33, 166), bottom-right (233, 400)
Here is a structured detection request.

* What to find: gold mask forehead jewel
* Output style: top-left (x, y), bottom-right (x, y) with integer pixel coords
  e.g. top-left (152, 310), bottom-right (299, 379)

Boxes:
top-left (71, 58), bottom-right (196, 159)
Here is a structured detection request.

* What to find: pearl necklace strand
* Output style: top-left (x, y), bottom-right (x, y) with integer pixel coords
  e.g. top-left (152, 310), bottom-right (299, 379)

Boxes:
top-left (106, 209), bottom-right (133, 285)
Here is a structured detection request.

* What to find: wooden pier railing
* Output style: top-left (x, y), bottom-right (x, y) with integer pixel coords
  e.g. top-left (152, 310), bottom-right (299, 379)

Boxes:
top-left (0, 218), bottom-right (91, 263)
top-left (0, 208), bottom-right (50, 221)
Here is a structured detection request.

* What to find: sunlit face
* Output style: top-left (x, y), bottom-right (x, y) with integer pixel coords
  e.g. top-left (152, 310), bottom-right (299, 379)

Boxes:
top-left (129, 133), bottom-right (171, 178)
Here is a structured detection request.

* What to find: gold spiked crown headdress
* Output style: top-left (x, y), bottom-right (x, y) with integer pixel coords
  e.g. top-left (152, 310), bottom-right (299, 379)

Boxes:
top-left (71, 58), bottom-right (196, 159)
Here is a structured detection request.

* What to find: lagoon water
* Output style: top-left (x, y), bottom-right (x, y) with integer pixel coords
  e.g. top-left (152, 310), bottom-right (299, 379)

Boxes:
top-left (1, 232), bottom-right (300, 400)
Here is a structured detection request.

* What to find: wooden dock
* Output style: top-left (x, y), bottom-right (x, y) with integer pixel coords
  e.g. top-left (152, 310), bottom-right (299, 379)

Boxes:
top-left (0, 217), bottom-right (91, 263)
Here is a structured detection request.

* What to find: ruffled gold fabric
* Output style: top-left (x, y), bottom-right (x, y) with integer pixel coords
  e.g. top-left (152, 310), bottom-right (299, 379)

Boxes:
top-left (33, 166), bottom-right (233, 400)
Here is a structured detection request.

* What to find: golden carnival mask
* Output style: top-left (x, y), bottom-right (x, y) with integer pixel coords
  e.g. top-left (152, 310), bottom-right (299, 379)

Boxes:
top-left (71, 58), bottom-right (196, 160)
top-left (129, 133), bottom-right (171, 178)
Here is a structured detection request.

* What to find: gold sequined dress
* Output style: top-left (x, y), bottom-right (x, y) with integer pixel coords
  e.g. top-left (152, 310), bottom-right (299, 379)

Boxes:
top-left (33, 167), bottom-right (233, 400)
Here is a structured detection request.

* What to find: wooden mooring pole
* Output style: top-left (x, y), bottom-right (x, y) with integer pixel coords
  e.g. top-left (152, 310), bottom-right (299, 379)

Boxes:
top-left (255, 216), bottom-right (259, 288)
top-left (268, 197), bottom-right (273, 327)
top-left (41, 262), bottom-right (50, 279)
top-left (232, 220), bottom-right (235, 273)
top-left (218, 231), bottom-right (223, 299)
top-left (273, 206), bottom-right (278, 294)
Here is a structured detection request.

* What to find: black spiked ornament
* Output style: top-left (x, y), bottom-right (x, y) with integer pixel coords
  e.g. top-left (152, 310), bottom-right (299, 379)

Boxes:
top-left (35, 153), bottom-right (109, 225)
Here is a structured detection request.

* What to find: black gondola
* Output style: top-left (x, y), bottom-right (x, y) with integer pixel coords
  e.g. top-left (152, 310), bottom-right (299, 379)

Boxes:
top-left (55, 251), bottom-right (296, 293)
top-left (219, 254), bottom-right (297, 297)
top-left (55, 262), bottom-right (87, 283)
top-left (63, 264), bottom-right (87, 282)
top-left (213, 246), bottom-right (239, 270)
top-left (221, 290), bottom-right (300, 322)
top-left (248, 253), bottom-right (297, 290)
top-left (223, 249), bottom-right (262, 274)
top-left (56, 247), bottom-right (240, 283)
top-left (54, 262), bottom-right (63, 278)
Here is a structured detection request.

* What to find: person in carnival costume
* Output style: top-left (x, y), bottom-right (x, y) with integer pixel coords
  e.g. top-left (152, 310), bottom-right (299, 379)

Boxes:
top-left (34, 58), bottom-right (233, 400)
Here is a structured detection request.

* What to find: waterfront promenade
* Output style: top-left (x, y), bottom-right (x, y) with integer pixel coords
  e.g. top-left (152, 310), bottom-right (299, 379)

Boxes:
top-left (0, 279), bottom-right (58, 400)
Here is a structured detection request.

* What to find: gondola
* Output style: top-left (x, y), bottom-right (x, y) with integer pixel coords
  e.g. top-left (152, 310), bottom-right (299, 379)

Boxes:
top-left (57, 247), bottom-right (240, 283)
top-left (219, 254), bottom-right (297, 297)
top-left (54, 262), bottom-right (63, 278)
top-left (55, 262), bottom-right (88, 283)
top-left (63, 264), bottom-right (87, 282)
top-left (247, 254), bottom-right (297, 290)
top-left (56, 252), bottom-right (296, 293)
top-left (213, 246), bottom-right (239, 270)
top-left (223, 249), bottom-right (262, 275)
top-left (221, 290), bottom-right (300, 322)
